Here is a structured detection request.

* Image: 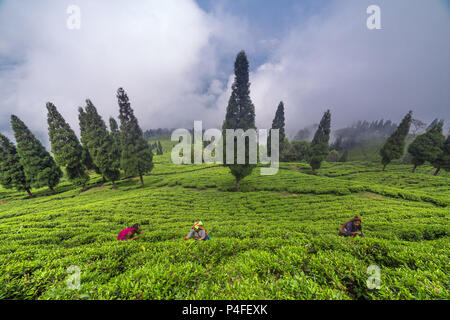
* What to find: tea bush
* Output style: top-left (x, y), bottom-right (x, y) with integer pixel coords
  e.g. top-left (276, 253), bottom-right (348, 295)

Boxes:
top-left (0, 154), bottom-right (448, 300)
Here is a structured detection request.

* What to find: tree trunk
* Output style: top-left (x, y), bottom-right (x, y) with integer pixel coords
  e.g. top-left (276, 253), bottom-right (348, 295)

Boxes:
top-left (140, 175), bottom-right (144, 187)
top-left (112, 181), bottom-right (117, 190)
top-left (411, 165), bottom-right (417, 173)
top-left (382, 165), bottom-right (386, 171)
top-left (26, 189), bottom-right (34, 198)
top-left (434, 167), bottom-right (441, 176)
top-left (236, 179), bottom-right (240, 191)
top-left (82, 184), bottom-right (87, 192)
top-left (49, 186), bottom-right (56, 195)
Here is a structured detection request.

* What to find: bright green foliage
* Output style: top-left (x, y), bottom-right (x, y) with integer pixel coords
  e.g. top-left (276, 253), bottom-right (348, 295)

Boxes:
top-left (222, 51), bottom-right (257, 190)
top-left (11, 115), bottom-right (63, 194)
top-left (0, 133), bottom-right (33, 197)
top-left (380, 111), bottom-right (412, 170)
top-left (80, 100), bottom-right (121, 188)
top-left (117, 88), bottom-right (153, 186)
top-left (268, 101), bottom-right (286, 156)
top-left (46, 102), bottom-right (89, 188)
top-left (408, 120), bottom-right (445, 173)
top-left (308, 110), bottom-right (331, 174)
top-left (0, 153), bottom-right (448, 300)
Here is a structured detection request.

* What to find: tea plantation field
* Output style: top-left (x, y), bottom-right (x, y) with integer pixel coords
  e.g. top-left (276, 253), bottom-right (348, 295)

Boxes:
top-left (0, 153), bottom-right (449, 300)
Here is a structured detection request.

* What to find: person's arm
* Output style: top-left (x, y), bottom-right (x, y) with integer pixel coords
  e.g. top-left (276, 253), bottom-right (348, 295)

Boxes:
top-left (131, 233), bottom-right (139, 240)
top-left (125, 231), bottom-right (139, 240)
top-left (356, 225), bottom-right (363, 235)
top-left (352, 224), bottom-right (361, 236)
top-left (184, 229), bottom-right (194, 240)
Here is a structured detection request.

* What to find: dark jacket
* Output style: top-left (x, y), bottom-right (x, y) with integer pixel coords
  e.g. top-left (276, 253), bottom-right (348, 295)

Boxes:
top-left (339, 221), bottom-right (364, 237)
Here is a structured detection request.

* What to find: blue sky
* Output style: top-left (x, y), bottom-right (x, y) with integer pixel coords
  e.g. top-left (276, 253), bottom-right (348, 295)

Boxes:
top-left (195, 0), bottom-right (331, 68)
top-left (196, 0), bottom-right (324, 34)
top-left (0, 0), bottom-right (449, 144)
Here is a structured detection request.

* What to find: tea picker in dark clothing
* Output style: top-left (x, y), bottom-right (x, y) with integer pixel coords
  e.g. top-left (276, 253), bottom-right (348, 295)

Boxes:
top-left (339, 216), bottom-right (364, 238)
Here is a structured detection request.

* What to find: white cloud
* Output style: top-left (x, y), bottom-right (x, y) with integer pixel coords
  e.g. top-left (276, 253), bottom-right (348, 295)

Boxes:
top-left (249, 0), bottom-right (450, 137)
top-left (0, 0), bottom-right (248, 144)
top-left (1, 0), bottom-right (449, 145)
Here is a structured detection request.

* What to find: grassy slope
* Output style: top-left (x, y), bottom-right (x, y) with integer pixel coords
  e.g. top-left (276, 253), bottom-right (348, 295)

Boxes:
top-left (0, 152), bottom-right (449, 300)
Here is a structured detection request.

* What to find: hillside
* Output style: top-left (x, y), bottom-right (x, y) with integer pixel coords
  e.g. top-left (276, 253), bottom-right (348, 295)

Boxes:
top-left (0, 151), bottom-right (449, 300)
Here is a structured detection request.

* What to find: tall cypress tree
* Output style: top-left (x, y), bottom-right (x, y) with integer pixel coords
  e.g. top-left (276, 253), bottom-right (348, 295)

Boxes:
top-left (428, 121), bottom-right (446, 176)
top-left (0, 133), bottom-right (33, 197)
top-left (380, 111), bottom-right (412, 171)
top-left (109, 117), bottom-right (121, 150)
top-left (435, 134), bottom-right (450, 174)
top-left (157, 141), bottom-right (163, 155)
top-left (222, 51), bottom-right (257, 190)
top-left (408, 120), bottom-right (445, 173)
top-left (81, 145), bottom-right (97, 172)
top-left (109, 117), bottom-right (122, 174)
top-left (81, 100), bottom-right (121, 188)
top-left (308, 110), bottom-right (331, 174)
top-left (79, 108), bottom-right (100, 175)
top-left (267, 101), bottom-right (286, 157)
top-left (117, 88), bottom-right (153, 186)
top-left (11, 115), bottom-right (63, 194)
top-left (46, 102), bottom-right (89, 189)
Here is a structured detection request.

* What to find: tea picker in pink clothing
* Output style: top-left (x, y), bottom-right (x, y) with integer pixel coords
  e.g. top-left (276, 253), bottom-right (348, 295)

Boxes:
top-left (117, 223), bottom-right (141, 241)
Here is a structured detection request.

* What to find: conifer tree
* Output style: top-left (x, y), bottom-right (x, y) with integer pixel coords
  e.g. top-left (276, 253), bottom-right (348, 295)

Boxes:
top-left (117, 88), bottom-right (153, 186)
top-left (267, 101), bottom-right (286, 157)
top-left (79, 108), bottom-right (100, 175)
top-left (428, 121), bottom-right (446, 175)
top-left (46, 102), bottom-right (89, 189)
top-left (380, 111), bottom-right (412, 171)
top-left (222, 51), bottom-right (257, 190)
top-left (0, 133), bottom-right (33, 197)
top-left (308, 110), bottom-right (331, 174)
top-left (81, 146), bottom-right (98, 173)
top-left (436, 134), bottom-right (450, 174)
top-left (338, 150), bottom-right (349, 162)
top-left (408, 120), bottom-right (445, 173)
top-left (109, 117), bottom-right (121, 152)
top-left (11, 115), bottom-right (63, 194)
top-left (80, 100), bottom-right (121, 189)
top-left (157, 141), bottom-right (163, 155)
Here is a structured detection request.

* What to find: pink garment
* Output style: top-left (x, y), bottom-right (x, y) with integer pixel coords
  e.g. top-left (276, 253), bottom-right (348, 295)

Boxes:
top-left (117, 228), bottom-right (135, 241)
